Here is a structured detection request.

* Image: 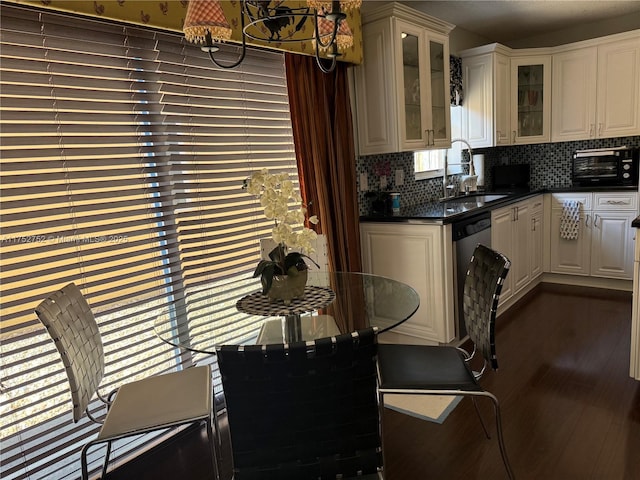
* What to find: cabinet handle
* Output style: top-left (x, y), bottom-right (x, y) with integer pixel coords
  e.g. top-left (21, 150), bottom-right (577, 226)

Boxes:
top-left (585, 214), bottom-right (591, 227)
top-left (532, 218), bottom-right (536, 232)
top-left (606, 200), bottom-right (629, 205)
top-left (594, 214), bottom-right (600, 228)
top-left (512, 130), bottom-right (516, 143)
top-left (431, 129), bottom-right (435, 146)
top-left (598, 123), bottom-right (603, 136)
top-left (589, 124), bottom-right (595, 137)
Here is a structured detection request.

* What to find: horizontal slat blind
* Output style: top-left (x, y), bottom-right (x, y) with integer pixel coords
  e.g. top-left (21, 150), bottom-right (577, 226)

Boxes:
top-left (0, 4), bottom-right (298, 479)
top-left (156, 34), bottom-right (298, 288)
top-left (0, 8), bottom-right (181, 480)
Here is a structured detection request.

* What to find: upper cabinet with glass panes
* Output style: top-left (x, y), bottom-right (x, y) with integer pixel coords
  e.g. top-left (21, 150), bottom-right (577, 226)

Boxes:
top-left (353, 3), bottom-right (454, 155)
top-left (460, 45), bottom-right (551, 148)
top-left (510, 55), bottom-right (551, 144)
top-left (460, 30), bottom-right (639, 148)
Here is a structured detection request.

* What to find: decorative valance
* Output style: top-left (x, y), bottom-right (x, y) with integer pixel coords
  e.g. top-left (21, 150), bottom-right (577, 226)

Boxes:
top-left (11, 0), bottom-right (363, 64)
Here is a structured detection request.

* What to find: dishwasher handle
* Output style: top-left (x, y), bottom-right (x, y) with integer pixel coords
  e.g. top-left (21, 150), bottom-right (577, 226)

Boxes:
top-left (452, 213), bottom-right (492, 241)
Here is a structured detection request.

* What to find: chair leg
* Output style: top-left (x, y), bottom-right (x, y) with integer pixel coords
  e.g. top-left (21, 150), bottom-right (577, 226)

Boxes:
top-left (206, 417), bottom-right (221, 480)
top-left (377, 391), bottom-right (387, 479)
top-left (471, 397), bottom-right (491, 439)
top-left (81, 439), bottom-right (111, 480)
top-left (101, 441), bottom-right (112, 479)
top-left (80, 441), bottom-right (94, 480)
top-left (482, 392), bottom-right (515, 480)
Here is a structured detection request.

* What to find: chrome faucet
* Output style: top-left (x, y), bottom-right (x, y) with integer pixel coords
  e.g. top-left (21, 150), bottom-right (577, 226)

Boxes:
top-left (442, 138), bottom-right (474, 199)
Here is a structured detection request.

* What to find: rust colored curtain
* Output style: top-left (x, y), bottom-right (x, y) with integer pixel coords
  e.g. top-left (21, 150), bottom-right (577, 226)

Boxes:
top-left (285, 53), bottom-right (362, 274)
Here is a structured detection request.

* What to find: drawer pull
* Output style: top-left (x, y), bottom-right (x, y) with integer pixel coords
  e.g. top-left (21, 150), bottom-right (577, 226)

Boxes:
top-left (605, 200), bottom-right (630, 205)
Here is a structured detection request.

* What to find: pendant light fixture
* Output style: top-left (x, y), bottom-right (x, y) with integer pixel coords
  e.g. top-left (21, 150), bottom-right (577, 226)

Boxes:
top-left (183, 0), bottom-right (360, 73)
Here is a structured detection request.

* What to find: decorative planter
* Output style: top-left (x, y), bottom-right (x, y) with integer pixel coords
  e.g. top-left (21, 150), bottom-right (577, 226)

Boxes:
top-left (263, 269), bottom-right (308, 305)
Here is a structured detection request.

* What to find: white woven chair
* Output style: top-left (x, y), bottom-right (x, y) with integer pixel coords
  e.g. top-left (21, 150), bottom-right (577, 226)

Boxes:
top-left (35, 282), bottom-right (217, 480)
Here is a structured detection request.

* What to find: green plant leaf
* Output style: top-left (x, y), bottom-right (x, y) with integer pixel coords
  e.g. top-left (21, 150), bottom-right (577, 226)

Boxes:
top-left (253, 259), bottom-right (274, 278)
top-left (284, 252), bottom-right (304, 272)
top-left (258, 263), bottom-right (276, 294)
top-left (268, 244), bottom-right (286, 265)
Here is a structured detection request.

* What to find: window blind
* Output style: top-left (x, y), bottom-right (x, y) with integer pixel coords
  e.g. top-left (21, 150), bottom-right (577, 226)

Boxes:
top-left (0, 5), bottom-right (298, 479)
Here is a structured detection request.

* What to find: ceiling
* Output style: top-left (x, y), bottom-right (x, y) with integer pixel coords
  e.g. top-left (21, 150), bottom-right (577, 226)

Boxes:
top-left (361, 1), bottom-right (640, 47)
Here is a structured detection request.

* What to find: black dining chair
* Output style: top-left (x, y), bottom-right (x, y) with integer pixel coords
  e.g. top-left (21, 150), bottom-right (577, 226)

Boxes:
top-left (35, 282), bottom-right (218, 480)
top-left (216, 327), bottom-right (383, 479)
top-left (377, 244), bottom-right (514, 479)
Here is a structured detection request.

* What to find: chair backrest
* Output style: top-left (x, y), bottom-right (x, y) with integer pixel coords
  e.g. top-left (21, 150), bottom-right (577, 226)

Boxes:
top-left (463, 244), bottom-right (511, 371)
top-left (35, 282), bottom-right (104, 422)
top-left (216, 327), bottom-right (381, 480)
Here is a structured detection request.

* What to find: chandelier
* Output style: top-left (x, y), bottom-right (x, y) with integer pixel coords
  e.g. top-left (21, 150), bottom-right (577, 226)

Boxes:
top-left (183, 0), bottom-right (360, 73)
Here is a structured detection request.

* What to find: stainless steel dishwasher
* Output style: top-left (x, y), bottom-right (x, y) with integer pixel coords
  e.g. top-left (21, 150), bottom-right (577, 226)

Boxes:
top-left (452, 211), bottom-right (492, 339)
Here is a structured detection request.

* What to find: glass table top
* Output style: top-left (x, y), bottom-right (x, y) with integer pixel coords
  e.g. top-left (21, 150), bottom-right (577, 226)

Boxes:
top-left (153, 271), bottom-right (420, 354)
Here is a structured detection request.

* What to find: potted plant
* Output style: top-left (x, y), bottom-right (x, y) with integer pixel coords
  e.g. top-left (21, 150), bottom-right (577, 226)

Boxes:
top-left (244, 169), bottom-right (319, 303)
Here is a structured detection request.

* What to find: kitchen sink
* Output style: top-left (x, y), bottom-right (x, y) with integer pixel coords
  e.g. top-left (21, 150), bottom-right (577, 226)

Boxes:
top-left (441, 193), bottom-right (510, 204)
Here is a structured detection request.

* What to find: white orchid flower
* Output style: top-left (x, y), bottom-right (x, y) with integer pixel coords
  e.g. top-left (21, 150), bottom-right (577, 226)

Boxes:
top-left (245, 169), bottom-right (321, 287)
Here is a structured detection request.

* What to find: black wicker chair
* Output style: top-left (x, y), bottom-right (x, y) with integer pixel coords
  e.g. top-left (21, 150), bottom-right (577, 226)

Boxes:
top-left (377, 244), bottom-right (514, 479)
top-left (216, 327), bottom-right (382, 479)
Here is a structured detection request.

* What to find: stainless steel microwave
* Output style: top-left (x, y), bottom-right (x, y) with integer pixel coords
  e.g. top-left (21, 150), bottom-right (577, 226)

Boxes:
top-left (572, 147), bottom-right (639, 187)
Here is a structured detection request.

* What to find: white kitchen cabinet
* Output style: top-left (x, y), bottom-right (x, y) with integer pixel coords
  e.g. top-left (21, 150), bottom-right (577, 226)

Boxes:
top-left (495, 53), bottom-right (512, 146)
top-left (530, 197), bottom-right (544, 279)
top-left (510, 55), bottom-right (552, 144)
top-left (597, 36), bottom-right (640, 139)
top-left (461, 48), bottom-right (511, 148)
top-left (551, 33), bottom-right (640, 142)
top-left (549, 192), bottom-right (638, 279)
top-left (461, 46), bottom-right (551, 147)
top-left (491, 206), bottom-right (515, 302)
top-left (360, 222), bottom-right (455, 343)
top-left (491, 196), bottom-right (542, 305)
top-left (550, 208), bottom-right (592, 275)
top-left (353, 3), bottom-right (453, 155)
top-left (551, 47), bottom-right (598, 142)
top-left (630, 231), bottom-right (640, 380)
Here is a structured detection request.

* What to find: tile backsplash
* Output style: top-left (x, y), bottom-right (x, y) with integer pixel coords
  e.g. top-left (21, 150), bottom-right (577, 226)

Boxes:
top-left (356, 135), bottom-right (640, 215)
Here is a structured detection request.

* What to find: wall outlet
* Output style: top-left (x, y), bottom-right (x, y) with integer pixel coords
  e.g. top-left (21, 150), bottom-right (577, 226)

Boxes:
top-left (395, 169), bottom-right (404, 186)
top-left (359, 172), bottom-right (368, 191)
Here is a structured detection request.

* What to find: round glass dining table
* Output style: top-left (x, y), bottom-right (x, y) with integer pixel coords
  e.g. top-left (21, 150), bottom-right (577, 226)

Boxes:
top-left (153, 271), bottom-right (420, 354)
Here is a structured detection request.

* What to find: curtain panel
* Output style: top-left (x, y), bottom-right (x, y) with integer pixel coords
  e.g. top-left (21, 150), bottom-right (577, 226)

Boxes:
top-left (284, 52), bottom-right (362, 274)
top-left (284, 53), bottom-right (365, 330)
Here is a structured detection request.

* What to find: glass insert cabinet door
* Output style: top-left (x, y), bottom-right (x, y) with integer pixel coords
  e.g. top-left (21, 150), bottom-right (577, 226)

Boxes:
top-left (401, 29), bottom-right (423, 143)
top-left (517, 64), bottom-right (544, 137)
top-left (510, 55), bottom-right (551, 144)
top-left (397, 20), bottom-right (450, 150)
top-left (429, 39), bottom-right (447, 144)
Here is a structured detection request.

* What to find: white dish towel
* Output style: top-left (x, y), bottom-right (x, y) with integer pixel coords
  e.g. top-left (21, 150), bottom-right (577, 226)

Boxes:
top-left (560, 200), bottom-right (581, 240)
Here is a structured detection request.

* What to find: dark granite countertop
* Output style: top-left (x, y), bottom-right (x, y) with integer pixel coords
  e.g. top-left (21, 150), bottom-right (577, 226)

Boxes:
top-left (360, 186), bottom-right (638, 225)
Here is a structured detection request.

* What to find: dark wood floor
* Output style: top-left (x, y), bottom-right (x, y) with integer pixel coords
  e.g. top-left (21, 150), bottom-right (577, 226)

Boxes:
top-left (106, 283), bottom-right (640, 480)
